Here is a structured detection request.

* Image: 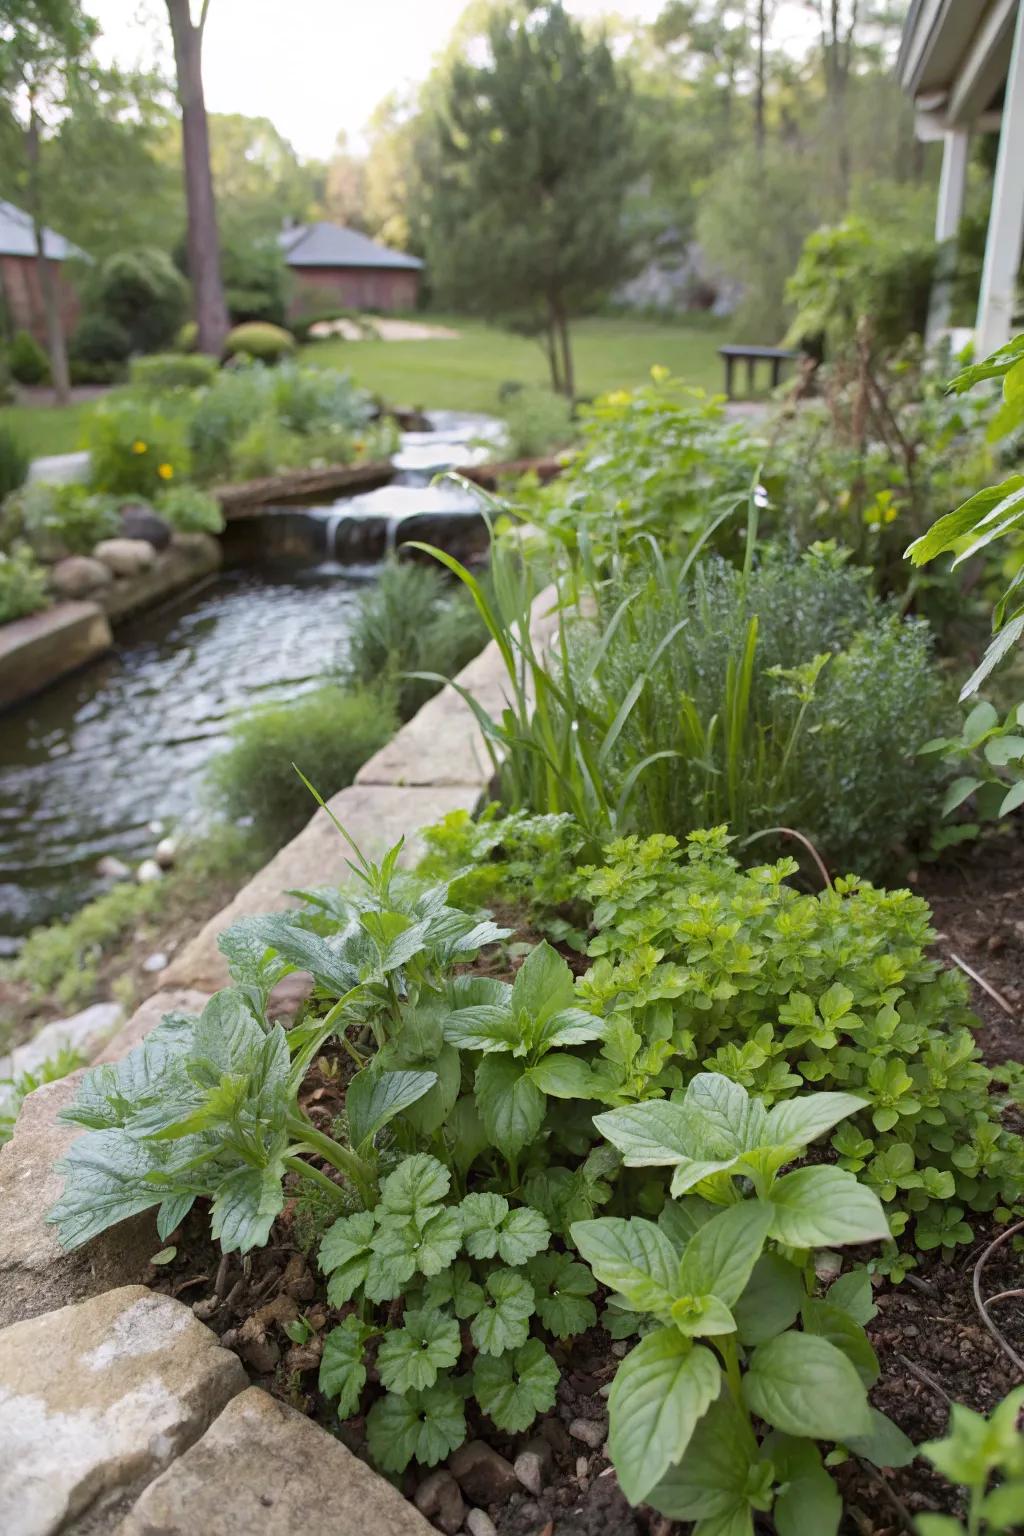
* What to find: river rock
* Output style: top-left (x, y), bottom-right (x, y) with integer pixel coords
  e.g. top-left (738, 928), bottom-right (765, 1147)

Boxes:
top-left (142, 951), bottom-right (169, 974)
top-left (50, 555), bottom-right (112, 600)
top-left (0, 1285), bottom-right (246, 1536)
top-left (513, 1438), bottom-right (553, 1496)
top-left (569, 1417), bottom-right (606, 1450)
top-left (136, 858), bottom-right (163, 884)
top-left (465, 1513), bottom-right (498, 1536)
top-left (155, 837), bottom-right (177, 868)
top-left (448, 1441), bottom-right (519, 1505)
top-left (119, 504), bottom-right (172, 550)
top-left (414, 1468), bottom-right (465, 1533)
top-left (94, 538), bottom-right (157, 577)
top-left (117, 1386), bottom-right (435, 1536)
top-left (97, 854), bottom-right (131, 880)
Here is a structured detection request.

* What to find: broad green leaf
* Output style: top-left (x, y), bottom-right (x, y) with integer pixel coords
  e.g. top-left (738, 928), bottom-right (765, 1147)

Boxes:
top-left (359, 910), bottom-right (430, 974)
top-left (475, 1054), bottom-right (546, 1158)
top-left (319, 1210), bottom-right (375, 1305)
top-left (319, 1317), bottom-right (368, 1419)
top-left (365, 1382), bottom-right (466, 1473)
top-left (648, 1392), bottom-right (760, 1521)
top-left (528, 1052), bottom-right (601, 1099)
top-left (423, 1260), bottom-right (485, 1318)
top-left (510, 940), bottom-right (576, 1026)
top-left (732, 1252), bottom-right (804, 1346)
top-left (527, 1252), bottom-right (597, 1338)
top-left (767, 1167), bottom-right (890, 1247)
top-left (801, 1298), bottom-right (879, 1384)
top-left (217, 916), bottom-right (292, 1008)
top-left (608, 1328), bottom-right (721, 1504)
top-left (670, 1293), bottom-right (736, 1337)
top-left (210, 1162), bottom-right (285, 1254)
top-left (473, 1337), bottom-right (559, 1432)
top-left (379, 1154), bottom-right (450, 1215)
top-left (659, 1196), bottom-right (716, 1251)
top-left (459, 1192), bottom-right (509, 1259)
top-left (827, 1268), bottom-right (877, 1326)
top-left (763, 1092), bottom-right (866, 1151)
top-left (677, 1201), bottom-right (773, 1309)
top-left (1001, 779), bottom-right (1024, 815)
top-left (376, 1308), bottom-right (461, 1394)
top-left (346, 1069), bottom-right (438, 1151)
top-left (534, 1007), bottom-right (607, 1052)
top-left (767, 1434), bottom-right (841, 1536)
top-left (594, 1100), bottom-right (737, 1192)
top-left (156, 1191), bottom-right (195, 1241)
top-left (497, 1206), bottom-right (551, 1266)
top-left (683, 1072), bottom-right (768, 1152)
top-left (743, 1332), bottom-right (871, 1441)
top-left (846, 1407), bottom-right (917, 1469)
top-left (906, 476), bottom-right (1024, 564)
top-left (235, 913), bottom-right (359, 996)
top-left (470, 1267), bottom-right (536, 1356)
top-left (49, 1127), bottom-right (168, 1249)
top-left (441, 1005), bottom-right (519, 1053)
top-left (571, 1216), bottom-right (680, 1316)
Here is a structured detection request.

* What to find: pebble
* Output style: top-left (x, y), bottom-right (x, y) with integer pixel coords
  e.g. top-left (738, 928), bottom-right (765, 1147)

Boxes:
top-left (155, 836), bottom-right (177, 868)
top-left (414, 1469), bottom-right (465, 1535)
top-left (814, 1249), bottom-right (842, 1282)
top-left (465, 1513), bottom-right (497, 1536)
top-left (610, 1340), bottom-right (628, 1357)
top-left (569, 1417), bottom-right (605, 1449)
top-left (448, 1441), bottom-right (519, 1505)
top-left (142, 951), bottom-right (169, 974)
top-left (513, 1449), bottom-right (546, 1497)
top-left (136, 858), bottom-right (163, 884)
top-left (238, 1333), bottom-right (280, 1374)
top-left (575, 1456), bottom-right (589, 1481)
top-left (96, 854), bottom-right (130, 880)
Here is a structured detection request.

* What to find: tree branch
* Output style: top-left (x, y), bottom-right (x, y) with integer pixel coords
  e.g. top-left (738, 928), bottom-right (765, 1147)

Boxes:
top-left (198, 0), bottom-right (212, 38)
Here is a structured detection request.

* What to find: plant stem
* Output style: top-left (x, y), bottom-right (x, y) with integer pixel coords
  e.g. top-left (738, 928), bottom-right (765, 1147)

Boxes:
top-left (285, 1114), bottom-right (376, 1207)
top-left (283, 1154), bottom-right (344, 1204)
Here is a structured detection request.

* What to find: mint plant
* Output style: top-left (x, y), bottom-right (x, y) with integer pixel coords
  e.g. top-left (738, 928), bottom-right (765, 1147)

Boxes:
top-left (574, 827), bottom-right (1024, 1259)
top-left (572, 1071), bottom-right (912, 1529)
top-left (916, 1388), bottom-right (1024, 1536)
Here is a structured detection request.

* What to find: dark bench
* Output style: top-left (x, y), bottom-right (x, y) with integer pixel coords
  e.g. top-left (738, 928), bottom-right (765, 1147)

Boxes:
top-left (718, 344), bottom-right (800, 399)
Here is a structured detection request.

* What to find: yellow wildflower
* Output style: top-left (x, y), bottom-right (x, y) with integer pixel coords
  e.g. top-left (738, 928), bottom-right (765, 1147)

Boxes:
top-left (131, 440), bottom-right (147, 454)
top-left (605, 389), bottom-right (630, 407)
top-left (650, 364), bottom-right (670, 383)
top-left (157, 463), bottom-right (174, 480)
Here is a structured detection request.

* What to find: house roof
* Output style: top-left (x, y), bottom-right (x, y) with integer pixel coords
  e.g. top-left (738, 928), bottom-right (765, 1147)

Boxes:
top-left (278, 222), bottom-right (423, 272)
top-left (0, 199), bottom-right (85, 261)
top-left (898, 0), bottom-right (1018, 122)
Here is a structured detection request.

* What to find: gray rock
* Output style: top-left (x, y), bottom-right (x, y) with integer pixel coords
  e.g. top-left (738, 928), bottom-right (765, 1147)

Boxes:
top-left (141, 951), bottom-right (169, 974)
top-left (50, 555), bottom-right (113, 599)
top-left (465, 1512), bottom-right (498, 1536)
top-left (117, 1386), bottom-right (434, 1535)
top-left (0, 1072), bottom-right (158, 1329)
top-left (136, 858), bottom-right (162, 884)
top-left (512, 1448), bottom-right (547, 1497)
top-left (0, 1285), bottom-right (246, 1536)
top-left (0, 1000), bottom-right (123, 1086)
top-left (448, 1441), bottom-right (519, 1506)
top-left (119, 505), bottom-right (172, 550)
top-left (94, 538), bottom-right (157, 578)
top-left (569, 1417), bottom-right (606, 1450)
top-left (154, 837), bottom-right (177, 868)
top-left (414, 1468), bottom-right (465, 1534)
top-left (97, 854), bottom-right (131, 880)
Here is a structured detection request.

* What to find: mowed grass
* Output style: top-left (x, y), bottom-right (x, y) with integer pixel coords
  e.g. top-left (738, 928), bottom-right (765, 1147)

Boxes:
top-left (301, 315), bottom-right (731, 411)
top-left (0, 316), bottom-right (733, 463)
top-left (0, 401), bottom-right (91, 459)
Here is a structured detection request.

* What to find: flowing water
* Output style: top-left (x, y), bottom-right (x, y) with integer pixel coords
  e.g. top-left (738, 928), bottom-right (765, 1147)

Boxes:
top-left (0, 411), bottom-right (504, 946)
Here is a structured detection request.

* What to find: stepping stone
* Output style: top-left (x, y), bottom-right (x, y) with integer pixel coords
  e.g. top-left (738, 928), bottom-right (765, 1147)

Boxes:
top-left (117, 1386), bottom-right (432, 1535)
top-left (0, 1285), bottom-right (246, 1536)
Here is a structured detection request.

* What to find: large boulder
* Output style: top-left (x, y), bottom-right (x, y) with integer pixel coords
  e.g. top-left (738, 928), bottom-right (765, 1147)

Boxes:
top-left (118, 505), bottom-right (173, 550)
top-left (50, 555), bottom-right (112, 600)
top-left (0, 1286), bottom-right (246, 1536)
top-left (93, 538), bottom-right (157, 578)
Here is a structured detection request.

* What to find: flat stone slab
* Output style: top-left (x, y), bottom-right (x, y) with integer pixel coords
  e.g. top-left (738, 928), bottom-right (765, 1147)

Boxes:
top-left (0, 1001), bottom-right (124, 1127)
top-left (100, 534), bottom-right (222, 625)
top-left (161, 781), bottom-right (481, 996)
top-left (0, 1285), bottom-right (246, 1536)
top-left (0, 600), bottom-right (112, 710)
top-left (118, 1386), bottom-right (433, 1536)
top-left (0, 989), bottom-right (207, 1329)
top-left (27, 449), bottom-right (91, 486)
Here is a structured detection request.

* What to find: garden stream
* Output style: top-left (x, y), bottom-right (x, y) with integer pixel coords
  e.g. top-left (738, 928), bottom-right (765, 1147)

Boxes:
top-left (0, 411), bottom-right (503, 947)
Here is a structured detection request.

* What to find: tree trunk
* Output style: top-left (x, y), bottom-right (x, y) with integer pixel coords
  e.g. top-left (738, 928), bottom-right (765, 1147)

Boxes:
top-left (755, 0), bottom-right (767, 153)
top-left (166, 0), bottom-right (228, 356)
top-left (26, 110), bottom-right (70, 405)
top-left (544, 295), bottom-right (564, 395)
top-left (554, 299), bottom-right (574, 401)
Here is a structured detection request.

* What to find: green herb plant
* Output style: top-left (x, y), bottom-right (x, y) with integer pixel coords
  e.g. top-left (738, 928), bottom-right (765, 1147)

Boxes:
top-left (916, 1387), bottom-right (1024, 1536)
top-left (573, 1072), bottom-right (913, 1532)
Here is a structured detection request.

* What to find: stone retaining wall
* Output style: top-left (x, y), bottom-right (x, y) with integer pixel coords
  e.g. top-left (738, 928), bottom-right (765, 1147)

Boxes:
top-left (0, 586), bottom-right (556, 1535)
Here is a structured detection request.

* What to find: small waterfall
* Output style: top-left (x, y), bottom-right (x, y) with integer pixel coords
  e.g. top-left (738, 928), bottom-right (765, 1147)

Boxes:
top-left (322, 509), bottom-right (348, 561)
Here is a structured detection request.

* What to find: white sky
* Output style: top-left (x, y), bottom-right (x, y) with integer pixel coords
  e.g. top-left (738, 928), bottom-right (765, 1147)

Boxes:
top-left (85, 0), bottom-right (675, 158)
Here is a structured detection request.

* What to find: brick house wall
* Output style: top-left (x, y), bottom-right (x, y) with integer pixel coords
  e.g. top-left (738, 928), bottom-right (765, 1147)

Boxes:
top-left (288, 264), bottom-right (419, 317)
top-left (0, 254), bottom-right (80, 343)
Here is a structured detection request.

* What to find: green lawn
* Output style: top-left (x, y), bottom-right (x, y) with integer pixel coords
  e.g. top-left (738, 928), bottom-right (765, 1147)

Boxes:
top-left (0, 401), bottom-right (91, 459)
top-left (0, 317), bottom-right (731, 464)
top-left (303, 315), bottom-right (729, 412)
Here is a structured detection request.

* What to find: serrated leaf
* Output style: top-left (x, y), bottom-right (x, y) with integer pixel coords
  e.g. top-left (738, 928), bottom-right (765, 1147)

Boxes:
top-left (380, 1154), bottom-right (451, 1215)
top-left (460, 1192), bottom-right (510, 1259)
top-left (495, 1205), bottom-right (550, 1265)
top-left (473, 1337), bottom-right (559, 1432)
top-left (571, 1216), bottom-right (680, 1316)
top-left (319, 1210), bottom-right (375, 1304)
top-left (232, 913), bottom-right (359, 996)
top-left (767, 1167), bottom-right (890, 1247)
top-left (441, 1004), bottom-right (519, 1053)
top-left (510, 940), bottom-right (576, 1026)
top-left (534, 1007), bottom-right (606, 1051)
top-left (376, 1308), bottom-right (461, 1394)
top-left (423, 1260), bottom-right (484, 1319)
top-left (527, 1252), bottom-right (598, 1338)
top-left (210, 1162), bottom-right (285, 1254)
top-left (608, 1327), bottom-right (721, 1504)
top-left (475, 1054), bottom-right (546, 1159)
top-left (365, 1381), bottom-right (466, 1472)
top-left (677, 1201), bottom-right (773, 1309)
top-left (319, 1317), bottom-right (368, 1418)
top-left (346, 1069), bottom-right (438, 1151)
top-left (469, 1267), bottom-right (535, 1356)
top-left (743, 1333), bottom-right (871, 1440)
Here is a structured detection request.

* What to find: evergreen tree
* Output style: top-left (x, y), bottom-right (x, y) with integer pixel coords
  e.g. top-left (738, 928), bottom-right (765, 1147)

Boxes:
top-left (427, 2), bottom-right (635, 397)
